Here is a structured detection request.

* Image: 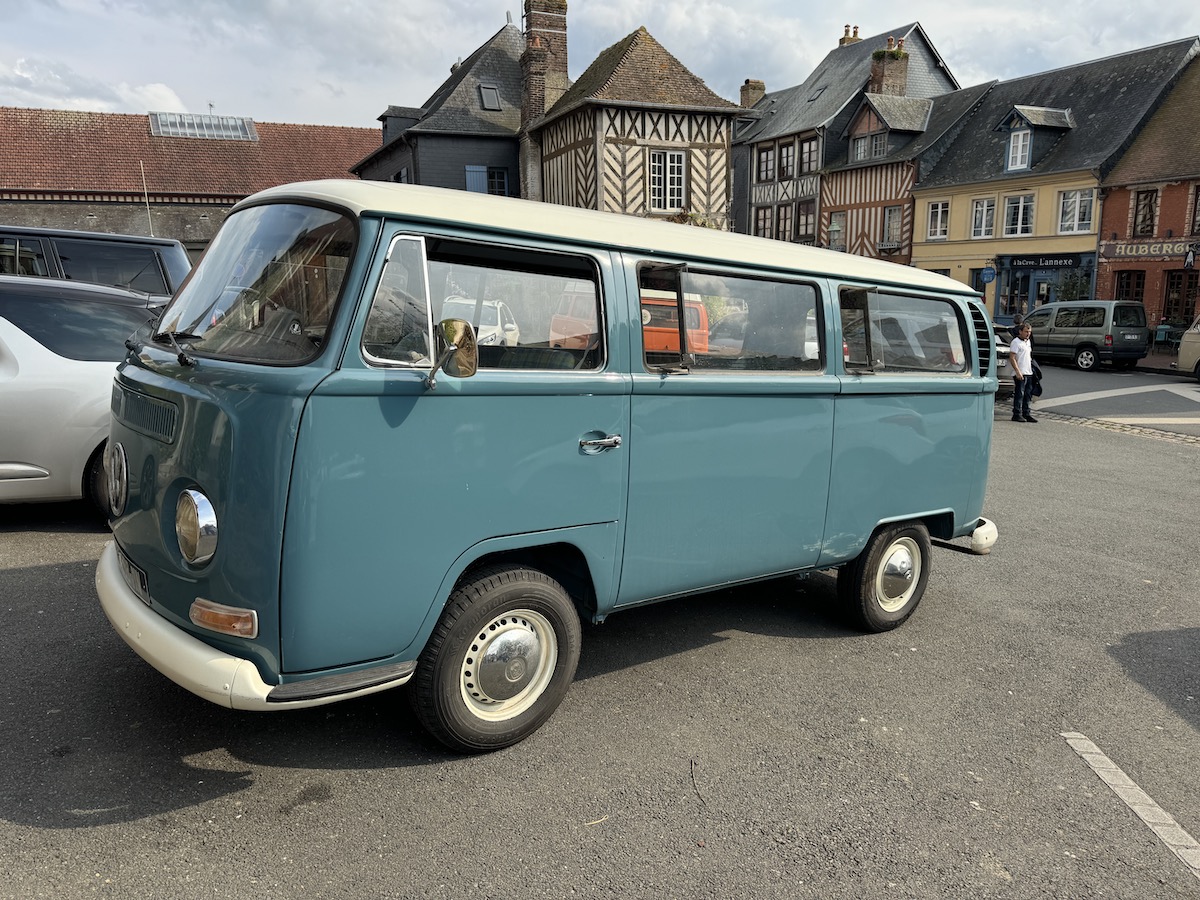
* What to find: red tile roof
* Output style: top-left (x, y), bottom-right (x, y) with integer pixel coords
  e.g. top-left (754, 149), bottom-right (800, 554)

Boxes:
top-left (0, 106), bottom-right (381, 198)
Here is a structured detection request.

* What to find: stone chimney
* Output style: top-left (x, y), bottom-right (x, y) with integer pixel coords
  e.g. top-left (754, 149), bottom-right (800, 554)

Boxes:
top-left (740, 79), bottom-right (766, 108)
top-left (868, 36), bottom-right (909, 96)
top-left (839, 25), bottom-right (862, 47)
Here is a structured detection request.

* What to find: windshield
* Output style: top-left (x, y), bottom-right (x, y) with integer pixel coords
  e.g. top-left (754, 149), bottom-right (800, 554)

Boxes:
top-left (155, 203), bottom-right (356, 364)
top-left (442, 298), bottom-right (499, 327)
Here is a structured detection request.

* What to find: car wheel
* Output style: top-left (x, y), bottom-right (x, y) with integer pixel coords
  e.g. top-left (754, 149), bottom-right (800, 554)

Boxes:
top-left (410, 565), bottom-right (581, 753)
top-left (84, 444), bottom-right (109, 516)
top-left (837, 522), bottom-right (931, 633)
top-left (1074, 347), bottom-right (1098, 371)
top-left (1194, 360), bottom-right (1200, 384)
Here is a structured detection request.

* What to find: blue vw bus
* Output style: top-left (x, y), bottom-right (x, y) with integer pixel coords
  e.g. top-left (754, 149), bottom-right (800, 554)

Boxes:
top-left (96, 180), bottom-right (998, 752)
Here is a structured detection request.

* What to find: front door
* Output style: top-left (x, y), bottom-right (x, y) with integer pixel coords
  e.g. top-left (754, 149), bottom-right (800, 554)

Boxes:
top-left (283, 230), bottom-right (630, 671)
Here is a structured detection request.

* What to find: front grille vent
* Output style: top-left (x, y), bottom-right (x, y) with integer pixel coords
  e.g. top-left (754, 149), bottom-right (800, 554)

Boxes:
top-left (111, 384), bottom-right (178, 444)
top-left (969, 303), bottom-right (993, 377)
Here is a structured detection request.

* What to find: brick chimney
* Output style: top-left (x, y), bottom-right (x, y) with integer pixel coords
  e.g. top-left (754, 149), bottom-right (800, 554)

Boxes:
top-left (868, 36), bottom-right (909, 96)
top-left (839, 25), bottom-right (862, 47)
top-left (522, 0), bottom-right (568, 124)
top-left (740, 79), bottom-right (766, 108)
top-left (520, 0), bottom-right (568, 201)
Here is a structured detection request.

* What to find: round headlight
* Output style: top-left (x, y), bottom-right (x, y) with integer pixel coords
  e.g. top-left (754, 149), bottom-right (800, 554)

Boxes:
top-left (176, 489), bottom-right (218, 565)
top-left (105, 442), bottom-right (128, 517)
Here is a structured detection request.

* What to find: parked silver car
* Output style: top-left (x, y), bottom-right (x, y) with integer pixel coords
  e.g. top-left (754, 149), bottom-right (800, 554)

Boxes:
top-left (0, 276), bottom-right (154, 509)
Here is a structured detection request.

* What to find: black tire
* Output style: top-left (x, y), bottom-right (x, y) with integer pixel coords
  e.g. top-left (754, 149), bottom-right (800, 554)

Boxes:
top-left (84, 443), bottom-right (108, 516)
top-left (837, 522), bottom-right (931, 633)
top-left (1193, 361), bottom-right (1200, 384)
top-left (410, 565), bottom-right (581, 753)
top-left (1074, 347), bottom-right (1098, 371)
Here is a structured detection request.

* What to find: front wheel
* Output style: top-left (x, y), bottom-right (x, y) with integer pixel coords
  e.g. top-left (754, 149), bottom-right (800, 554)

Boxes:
top-left (838, 522), bottom-right (931, 632)
top-left (84, 443), bottom-right (108, 515)
top-left (410, 565), bottom-right (581, 753)
top-left (1074, 347), bottom-right (1098, 370)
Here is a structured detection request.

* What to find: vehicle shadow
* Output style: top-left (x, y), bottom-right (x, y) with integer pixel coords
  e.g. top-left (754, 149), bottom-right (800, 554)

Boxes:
top-left (0, 499), bottom-right (109, 534)
top-left (1108, 627), bottom-right (1200, 733)
top-left (0, 554), bottom-right (852, 828)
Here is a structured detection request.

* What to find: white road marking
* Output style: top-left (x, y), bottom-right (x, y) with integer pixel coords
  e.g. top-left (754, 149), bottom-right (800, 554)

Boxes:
top-left (1100, 417), bottom-right (1200, 425)
top-left (1061, 732), bottom-right (1200, 881)
top-left (1037, 384), bottom-right (1200, 409)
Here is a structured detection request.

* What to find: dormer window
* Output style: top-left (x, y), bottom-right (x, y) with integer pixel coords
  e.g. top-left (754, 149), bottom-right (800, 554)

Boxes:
top-left (479, 85), bottom-right (501, 111)
top-left (851, 132), bottom-right (887, 163)
top-left (1008, 129), bottom-right (1031, 170)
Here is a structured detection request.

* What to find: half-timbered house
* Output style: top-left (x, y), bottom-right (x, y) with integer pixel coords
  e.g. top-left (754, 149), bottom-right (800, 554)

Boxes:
top-left (731, 24), bottom-right (958, 243)
top-left (819, 80), bottom-right (993, 265)
top-left (525, 26), bottom-right (740, 226)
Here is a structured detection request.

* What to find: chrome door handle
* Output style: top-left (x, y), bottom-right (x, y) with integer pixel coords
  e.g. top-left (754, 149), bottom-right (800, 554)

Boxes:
top-left (579, 434), bottom-right (622, 452)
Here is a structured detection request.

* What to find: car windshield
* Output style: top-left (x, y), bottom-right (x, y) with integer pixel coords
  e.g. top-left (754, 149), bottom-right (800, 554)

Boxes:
top-left (154, 203), bottom-right (356, 364)
top-left (442, 298), bottom-right (499, 327)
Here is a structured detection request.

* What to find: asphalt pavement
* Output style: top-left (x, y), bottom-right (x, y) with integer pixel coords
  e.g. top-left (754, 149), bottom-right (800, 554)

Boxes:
top-left (2, 397), bottom-right (1199, 899)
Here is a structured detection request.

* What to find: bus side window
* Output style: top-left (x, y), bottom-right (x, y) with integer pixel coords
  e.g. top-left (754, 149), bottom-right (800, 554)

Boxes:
top-left (839, 287), bottom-right (968, 373)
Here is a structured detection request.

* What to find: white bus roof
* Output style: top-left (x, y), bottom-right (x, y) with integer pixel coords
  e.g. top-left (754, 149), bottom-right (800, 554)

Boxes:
top-left (240, 179), bottom-right (977, 297)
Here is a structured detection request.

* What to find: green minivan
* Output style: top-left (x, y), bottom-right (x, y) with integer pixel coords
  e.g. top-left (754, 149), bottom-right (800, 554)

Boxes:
top-left (1021, 300), bottom-right (1149, 371)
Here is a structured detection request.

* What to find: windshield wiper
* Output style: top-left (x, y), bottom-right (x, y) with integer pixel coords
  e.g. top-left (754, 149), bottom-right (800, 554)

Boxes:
top-left (153, 330), bottom-right (200, 367)
top-left (124, 314), bottom-right (161, 353)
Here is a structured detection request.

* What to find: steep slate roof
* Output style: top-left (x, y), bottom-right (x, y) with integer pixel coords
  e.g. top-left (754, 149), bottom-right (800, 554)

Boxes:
top-left (1104, 55), bottom-right (1200, 185)
top-left (405, 23), bottom-right (525, 136)
top-left (735, 23), bottom-right (958, 145)
top-left (919, 37), bottom-right (1200, 189)
top-left (0, 106), bottom-right (379, 197)
top-left (536, 26), bottom-right (739, 127)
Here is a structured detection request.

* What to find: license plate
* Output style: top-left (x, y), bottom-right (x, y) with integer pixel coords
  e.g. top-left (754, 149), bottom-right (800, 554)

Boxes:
top-left (1124, 333), bottom-right (1139, 340)
top-left (117, 547), bottom-right (151, 607)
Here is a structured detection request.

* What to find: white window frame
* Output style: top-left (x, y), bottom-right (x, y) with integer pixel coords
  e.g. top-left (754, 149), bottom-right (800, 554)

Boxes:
top-left (650, 149), bottom-right (686, 213)
top-left (927, 201), bottom-right (949, 240)
top-left (971, 198), bottom-right (995, 238)
top-left (871, 133), bottom-right (887, 158)
top-left (1058, 189), bottom-right (1094, 234)
top-left (1008, 129), bottom-right (1031, 170)
top-left (1003, 194), bottom-right (1035, 237)
top-left (852, 137), bottom-right (869, 162)
top-left (883, 205), bottom-right (902, 243)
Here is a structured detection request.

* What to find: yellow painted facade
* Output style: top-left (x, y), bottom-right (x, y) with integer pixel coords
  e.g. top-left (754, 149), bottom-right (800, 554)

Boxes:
top-left (911, 170), bottom-right (1100, 318)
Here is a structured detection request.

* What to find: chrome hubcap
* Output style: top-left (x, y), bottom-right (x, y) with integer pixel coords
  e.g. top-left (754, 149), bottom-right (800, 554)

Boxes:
top-left (461, 609), bottom-right (557, 721)
top-left (876, 538), bottom-right (920, 613)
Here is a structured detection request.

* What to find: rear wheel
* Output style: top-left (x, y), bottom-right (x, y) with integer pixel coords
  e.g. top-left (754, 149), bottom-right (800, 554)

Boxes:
top-left (1074, 347), bottom-right (1098, 370)
top-left (410, 565), bottom-right (581, 753)
top-left (838, 522), bottom-right (931, 632)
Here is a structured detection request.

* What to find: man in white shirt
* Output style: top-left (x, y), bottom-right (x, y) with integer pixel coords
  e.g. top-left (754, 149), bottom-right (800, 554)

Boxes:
top-left (1008, 322), bottom-right (1037, 423)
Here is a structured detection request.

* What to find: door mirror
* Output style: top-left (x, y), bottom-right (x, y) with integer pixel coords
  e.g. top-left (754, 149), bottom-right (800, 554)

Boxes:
top-left (424, 317), bottom-right (478, 389)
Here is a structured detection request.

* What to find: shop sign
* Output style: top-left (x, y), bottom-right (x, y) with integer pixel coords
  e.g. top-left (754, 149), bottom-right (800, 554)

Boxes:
top-left (1100, 240), bottom-right (1199, 259)
top-left (1007, 253), bottom-right (1083, 268)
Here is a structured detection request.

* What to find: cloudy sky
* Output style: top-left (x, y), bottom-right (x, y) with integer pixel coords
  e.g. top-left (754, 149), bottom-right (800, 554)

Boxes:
top-left (2, 0), bottom-right (1198, 128)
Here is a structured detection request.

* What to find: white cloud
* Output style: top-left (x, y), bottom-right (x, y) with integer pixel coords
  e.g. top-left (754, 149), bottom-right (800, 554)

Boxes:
top-left (0, 0), bottom-right (1197, 125)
